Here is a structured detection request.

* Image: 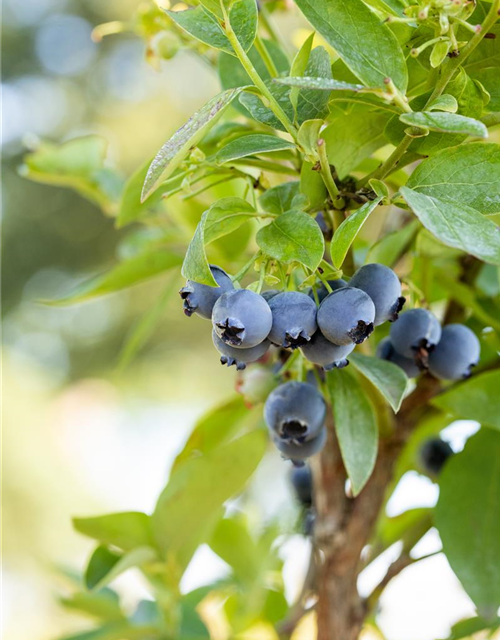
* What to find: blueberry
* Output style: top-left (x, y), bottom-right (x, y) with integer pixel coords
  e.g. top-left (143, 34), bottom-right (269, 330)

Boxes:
top-left (261, 289), bottom-right (280, 302)
top-left (309, 279), bottom-right (347, 304)
top-left (317, 287), bottom-right (375, 346)
top-left (272, 426), bottom-right (327, 461)
top-left (315, 212), bottom-right (333, 241)
top-left (268, 291), bottom-right (318, 349)
top-left (376, 337), bottom-right (420, 378)
top-left (350, 263), bottom-right (405, 325)
top-left (212, 331), bottom-right (270, 371)
top-left (290, 465), bottom-right (313, 506)
top-left (179, 265), bottom-right (234, 319)
top-left (428, 324), bottom-right (480, 380)
top-left (420, 437), bottom-right (454, 475)
top-left (390, 308), bottom-right (442, 364)
top-left (264, 381), bottom-right (326, 441)
top-left (304, 509), bottom-right (315, 536)
top-left (301, 330), bottom-right (354, 370)
top-left (212, 289), bottom-right (272, 348)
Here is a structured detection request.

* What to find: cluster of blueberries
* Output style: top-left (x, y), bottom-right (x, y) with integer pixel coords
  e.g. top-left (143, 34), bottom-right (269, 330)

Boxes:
top-left (180, 262), bottom-right (405, 464)
top-left (180, 262), bottom-right (405, 371)
top-left (179, 261), bottom-right (480, 465)
top-left (378, 308), bottom-right (481, 381)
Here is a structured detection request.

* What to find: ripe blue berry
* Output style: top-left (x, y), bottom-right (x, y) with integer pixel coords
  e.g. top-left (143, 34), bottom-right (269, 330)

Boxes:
top-left (212, 289), bottom-right (272, 348)
top-left (428, 324), bottom-right (480, 380)
top-left (350, 263), bottom-right (405, 325)
top-left (268, 291), bottom-right (318, 349)
top-left (304, 509), bottom-right (315, 536)
top-left (301, 330), bottom-right (354, 370)
top-left (272, 426), bottom-right (327, 461)
top-left (212, 331), bottom-right (270, 370)
top-left (390, 308), bottom-right (442, 362)
top-left (261, 289), bottom-right (280, 302)
top-left (420, 437), bottom-right (453, 475)
top-left (376, 337), bottom-right (420, 378)
top-left (315, 212), bottom-right (333, 241)
top-left (309, 278), bottom-right (347, 303)
top-left (179, 265), bottom-right (233, 319)
top-left (264, 381), bottom-right (326, 441)
top-left (317, 287), bottom-right (375, 345)
top-left (290, 465), bottom-right (313, 506)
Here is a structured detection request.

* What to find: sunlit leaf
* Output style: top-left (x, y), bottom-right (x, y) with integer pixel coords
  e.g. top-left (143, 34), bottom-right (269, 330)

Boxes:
top-left (330, 198), bottom-right (382, 269)
top-left (327, 368), bottom-right (378, 496)
top-left (350, 352), bottom-right (408, 413)
top-left (436, 429), bottom-right (500, 618)
top-left (142, 88), bottom-right (246, 200)
top-left (401, 187), bottom-right (500, 265)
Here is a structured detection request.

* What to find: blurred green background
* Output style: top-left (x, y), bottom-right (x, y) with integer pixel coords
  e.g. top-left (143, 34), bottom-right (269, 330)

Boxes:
top-left (2, 1), bottom-right (490, 639)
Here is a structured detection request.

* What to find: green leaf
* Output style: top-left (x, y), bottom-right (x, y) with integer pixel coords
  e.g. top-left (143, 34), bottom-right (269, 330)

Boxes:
top-left (366, 219), bottom-right (420, 266)
top-left (205, 197), bottom-right (256, 243)
top-left (45, 250), bottom-right (183, 305)
top-left (142, 88), bottom-right (245, 200)
top-left (430, 40), bottom-right (451, 69)
top-left (438, 616), bottom-right (500, 640)
top-left (275, 76), bottom-right (366, 91)
top-left (73, 512), bottom-right (154, 552)
top-left (322, 105), bottom-right (391, 179)
top-left (166, 0), bottom-right (257, 55)
top-left (152, 430), bottom-right (267, 571)
top-left (259, 181), bottom-right (305, 215)
top-left (350, 352), bottom-right (408, 413)
top-left (327, 368), bottom-right (378, 496)
top-left (375, 508), bottom-right (433, 550)
top-left (20, 136), bottom-right (122, 215)
top-left (289, 33), bottom-right (315, 113)
top-left (215, 134), bottom-right (295, 164)
top-left (330, 198), bottom-right (382, 269)
top-left (182, 211), bottom-right (217, 286)
top-left (218, 40), bottom-right (290, 119)
top-left (180, 592), bottom-right (211, 640)
top-left (54, 624), bottom-right (160, 640)
top-left (385, 70), bottom-right (484, 155)
top-left (118, 279), bottom-right (176, 370)
top-left (89, 546), bottom-right (157, 591)
top-left (257, 211), bottom-right (325, 271)
top-left (399, 111), bottom-right (488, 138)
top-left (464, 23), bottom-right (500, 73)
top-left (60, 591), bottom-right (124, 623)
top-left (406, 143), bottom-right (500, 215)
top-left (182, 198), bottom-right (256, 286)
top-left (296, 47), bottom-right (333, 124)
top-left (297, 119), bottom-right (323, 158)
top-left (172, 396), bottom-right (252, 471)
top-left (116, 159), bottom-right (164, 228)
top-left (432, 370), bottom-right (500, 430)
top-left (436, 429), bottom-right (500, 618)
top-left (293, 0), bottom-right (408, 91)
top-left (239, 82), bottom-right (294, 132)
top-left (471, 68), bottom-right (500, 112)
top-left (300, 159), bottom-right (327, 209)
top-left (85, 546), bottom-right (122, 590)
top-left (363, 0), bottom-right (406, 16)
top-left (209, 518), bottom-right (260, 583)
top-left (400, 187), bottom-right (500, 266)
top-left (368, 179), bottom-right (389, 200)
top-left (427, 94), bottom-right (458, 113)
top-left (435, 272), bottom-right (500, 333)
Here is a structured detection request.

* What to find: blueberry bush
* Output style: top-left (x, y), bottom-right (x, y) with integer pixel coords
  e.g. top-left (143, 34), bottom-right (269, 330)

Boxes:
top-left (22, 0), bottom-right (500, 638)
